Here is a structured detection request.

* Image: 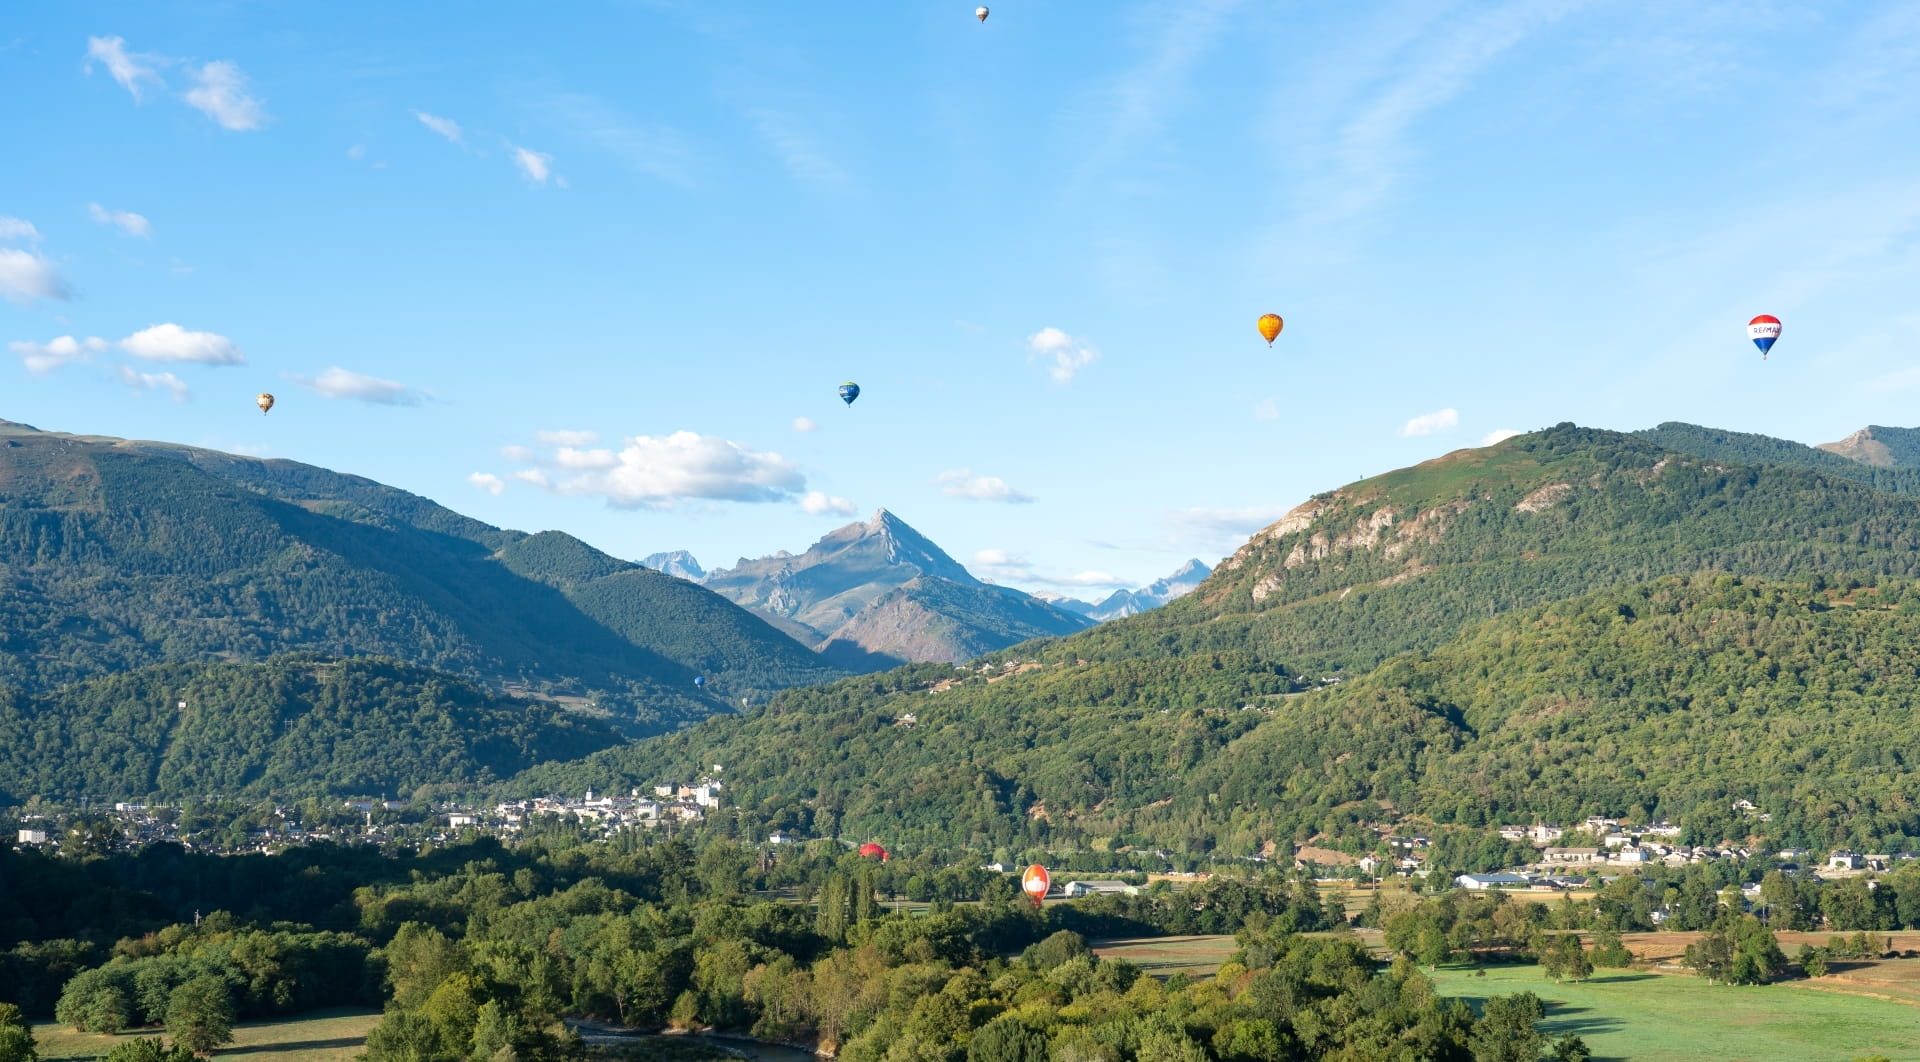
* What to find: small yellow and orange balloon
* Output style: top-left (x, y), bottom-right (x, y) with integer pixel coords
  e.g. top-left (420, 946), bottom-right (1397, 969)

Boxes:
top-left (256, 392), bottom-right (275, 415)
top-left (976, 6), bottom-right (989, 21)
top-left (1256, 313), bottom-right (1284, 347)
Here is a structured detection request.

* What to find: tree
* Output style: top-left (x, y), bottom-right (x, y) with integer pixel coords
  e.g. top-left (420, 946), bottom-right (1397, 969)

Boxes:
top-left (165, 975), bottom-right (235, 1057)
top-left (101, 1040), bottom-right (196, 1062)
top-left (0, 1003), bottom-right (35, 1062)
top-left (1470, 992), bottom-right (1545, 1062)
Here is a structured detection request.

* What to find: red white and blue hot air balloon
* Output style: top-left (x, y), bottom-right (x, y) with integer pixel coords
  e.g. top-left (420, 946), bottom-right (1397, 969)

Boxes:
top-left (1747, 315), bottom-right (1782, 360)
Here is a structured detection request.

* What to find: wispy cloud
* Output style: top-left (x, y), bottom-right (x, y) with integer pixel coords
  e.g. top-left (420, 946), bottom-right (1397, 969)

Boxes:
top-left (1072, 0), bottom-right (1243, 190)
top-left (800, 491), bottom-right (856, 516)
top-left (0, 216), bottom-right (41, 242)
top-left (791, 416), bottom-right (817, 433)
top-left (500, 429), bottom-right (808, 510)
top-left (84, 35), bottom-right (163, 100)
top-left (414, 110), bottom-right (463, 145)
top-left (511, 145), bottom-right (556, 185)
top-left (1401, 408), bottom-right (1459, 437)
top-left (118, 366), bottom-right (190, 402)
top-left (9, 335), bottom-right (106, 373)
top-left (1027, 326), bottom-right (1099, 384)
top-left (119, 323), bottom-right (245, 364)
top-left (936, 468), bottom-right (1034, 503)
top-left (1253, 397), bottom-right (1279, 421)
top-left (1163, 504), bottom-right (1294, 555)
top-left (468, 472), bottom-right (505, 495)
top-left (747, 108), bottom-right (851, 190)
top-left (972, 548), bottom-right (1130, 590)
top-left (183, 60), bottom-right (268, 131)
top-left (293, 366), bottom-right (428, 405)
top-left (0, 249), bottom-right (72, 305)
top-left (534, 91), bottom-right (696, 187)
top-left (88, 202), bottom-right (151, 238)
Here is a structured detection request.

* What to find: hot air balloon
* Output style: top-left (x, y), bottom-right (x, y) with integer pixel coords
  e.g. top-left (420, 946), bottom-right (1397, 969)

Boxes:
top-left (694, 676), bottom-right (706, 688)
top-left (976, 6), bottom-right (989, 21)
top-left (1257, 314), bottom-right (1283, 347)
top-left (1747, 315), bottom-right (1782, 360)
top-left (838, 382), bottom-right (861, 406)
top-left (859, 842), bottom-right (889, 861)
top-left (256, 393), bottom-right (275, 415)
top-left (1021, 864), bottom-right (1050, 908)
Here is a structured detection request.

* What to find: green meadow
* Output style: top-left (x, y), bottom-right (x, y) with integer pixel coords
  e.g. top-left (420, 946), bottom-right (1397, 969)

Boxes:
top-left (1429, 965), bottom-right (1920, 1062)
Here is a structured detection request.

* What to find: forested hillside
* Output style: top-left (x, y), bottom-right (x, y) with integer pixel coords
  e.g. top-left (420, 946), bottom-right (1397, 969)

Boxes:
top-left (0, 421), bottom-right (840, 730)
top-left (0, 656), bottom-right (627, 802)
top-left (536, 573), bottom-right (1920, 855)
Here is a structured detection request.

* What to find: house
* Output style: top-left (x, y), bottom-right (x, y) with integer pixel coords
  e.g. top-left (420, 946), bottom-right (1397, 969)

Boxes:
top-left (1614, 847), bottom-right (1652, 865)
top-left (1829, 850), bottom-right (1863, 870)
top-left (1543, 847), bottom-right (1603, 864)
top-left (768, 830), bottom-right (795, 845)
top-left (1530, 824), bottom-right (1566, 845)
top-left (1456, 873), bottom-right (1533, 891)
top-left (1061, 880), bottom-right (1138, 898)
top-left (16, 829), bottom-right (47, 845)
top-left (448, 814), bottom-right (477, 828)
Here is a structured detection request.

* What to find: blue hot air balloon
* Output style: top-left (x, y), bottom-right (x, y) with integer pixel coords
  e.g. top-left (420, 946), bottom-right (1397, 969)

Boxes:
top-left (694, 675), bottom-right (706, 688)
top-left (838, 382), bottom-right (860, 405)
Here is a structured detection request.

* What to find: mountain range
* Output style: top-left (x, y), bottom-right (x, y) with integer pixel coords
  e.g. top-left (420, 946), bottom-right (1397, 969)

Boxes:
top-left (699, 509), bottom-right (1093, 670)
top-left (1038, 559), bottom-right (1213, 621)
top-left (529, 421), bottom-right (1920, 853)
top-left (0, 418), bottom-right (839, 733)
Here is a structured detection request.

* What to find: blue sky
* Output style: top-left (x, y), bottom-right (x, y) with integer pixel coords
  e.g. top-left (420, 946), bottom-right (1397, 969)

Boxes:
top-left (5, 2), bottom-right (1919, 597)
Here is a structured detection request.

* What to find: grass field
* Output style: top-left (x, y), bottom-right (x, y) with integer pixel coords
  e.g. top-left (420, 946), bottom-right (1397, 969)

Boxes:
top-left (1430, 964), bottom-right (1920, 1062)
top-left (1092, 935), bottom-right (1240, 978)
top-left (32, 1008), bottom-right (381, 1062)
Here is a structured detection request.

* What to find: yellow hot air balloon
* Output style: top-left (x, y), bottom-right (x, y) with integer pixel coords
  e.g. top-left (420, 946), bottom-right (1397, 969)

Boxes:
top-left (1257, 313), bottom-right (1283, 347)
top-left (256, 393), bottom-right (275, 415)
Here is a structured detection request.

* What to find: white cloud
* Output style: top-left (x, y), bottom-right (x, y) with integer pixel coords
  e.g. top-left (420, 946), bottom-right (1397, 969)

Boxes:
top-left (970, 548), bottom-right (1130, 590)
top-left (9, 335), bottom-right (106, 373)
top-left (0, 249), bottom-right (72, 305)
top-left (1027, 326), bottom-right (1099, 383)
top-left (294, 366), bottom-right (426, 405)
top-left (791, 417), bottom-right (817, 433)
top-left (936, 468), bottom-right (1034, 503)
top-left (1253, 397), bottom-right (1279, 421)
top-left (512, 145), bottom-right (554, 184)
top-left (346, 144), bottom-right (367, 160)
top-left (183, 60), bottom-right (268, 131)
top-left (88, 202), bottom-right (152, 238)
top-left (1401, 408), bottom-right (1459, 437)
top-left (534, 91), bottom-right (696, 187)
top-left (800, 491), bottom-right (857, 516)
top-left (555, 446), bottom-right (618, 469)
top-left (468, 472), bottom-right (505, 495)
top-left (0, 216), bottom-right (40, 242)
top-left (535, 429), bottom-right (599, 447)
top-left (117, 366), bottom-right (189, 402)
top-left (503, 429), bottom-right (811, 509)
top-left (84, 36), bottom-right (163, 100)
top-left (1480, 428), bottom-right (1523, 446)
top-left (119, 323), bottom-right (245, 365)
top-left (414, 110), bottom-right (464, 145)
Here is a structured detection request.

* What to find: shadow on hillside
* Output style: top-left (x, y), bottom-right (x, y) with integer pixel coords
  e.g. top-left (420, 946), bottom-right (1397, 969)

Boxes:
top-left (230, 1036), bottom-right (364, 1054)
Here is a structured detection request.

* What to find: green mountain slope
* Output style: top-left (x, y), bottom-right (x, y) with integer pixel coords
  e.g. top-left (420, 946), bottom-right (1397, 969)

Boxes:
top-left (0, 656), bottom-right (627, 802)
top-left (1634, 421), bottom-right (1920, 494)
top-left (537, 573), bottom-right (1920, 852)
top-left (0, 420), bottom-right (840, 728)
top-left (521, 423), bottom-right (1920, 852)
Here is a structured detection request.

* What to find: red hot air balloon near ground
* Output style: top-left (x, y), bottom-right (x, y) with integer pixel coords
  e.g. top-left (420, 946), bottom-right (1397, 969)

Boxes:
top-left (1021, 864), bottom-right (1050, 908)
top-left (858, 842), bottom-right (889, 861)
